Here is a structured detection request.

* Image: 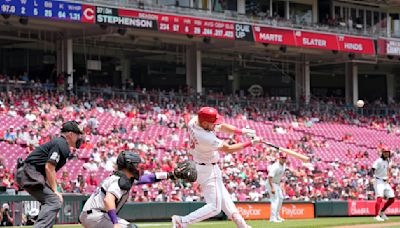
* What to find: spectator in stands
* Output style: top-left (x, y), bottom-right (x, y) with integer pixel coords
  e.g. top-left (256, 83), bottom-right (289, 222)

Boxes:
top-left (155, 134), bottom-right (165, 148)
top-left (83, 158), bottom-right (99, 172)
top-left (26, 131), bottom-right (39, 147)
top-left (3, 128), bottom-right (16, 144)
top-left (0, 203), bottom-right (13, 226)
top-left (111, 124), bottom-right (119, 134)
top-left (119, 124), bottom-right (127, 133)
top-left (24, 110), bottom-right (36, 122)
top-left (184, 190), bottom-right (199, 202)
top-left (87, 116), bottom-right (99, 130)
top-left (169, 190), bottom-right (182, 202)
top-left (60, 171), bottom-right (71, 193)
top-left (85, 173), bottom-right (99, 187)
top-left (155, 189), bottom-right (167, 202)
top-left (7, 107), bottom-right (17, 117)
top-left (169, 130), bottom-right (179, 141)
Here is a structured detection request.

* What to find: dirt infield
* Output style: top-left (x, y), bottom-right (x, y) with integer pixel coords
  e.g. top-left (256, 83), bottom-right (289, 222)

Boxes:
top-left (333, 222), bottom-right (400, 228)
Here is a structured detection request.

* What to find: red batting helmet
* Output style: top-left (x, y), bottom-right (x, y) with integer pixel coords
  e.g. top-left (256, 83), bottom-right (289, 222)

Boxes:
top-left (278, 152), bottom-right (287, 159)
top-left (198, 107), bottom-right (220, 124)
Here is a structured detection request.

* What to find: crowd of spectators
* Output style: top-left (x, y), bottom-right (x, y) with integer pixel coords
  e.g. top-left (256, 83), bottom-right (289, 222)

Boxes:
top-left (1, 88), bottom-right (400, 203)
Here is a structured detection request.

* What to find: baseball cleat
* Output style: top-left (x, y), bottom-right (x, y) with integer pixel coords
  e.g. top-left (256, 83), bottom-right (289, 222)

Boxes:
top-left (270, 218), bottom-right (282, 223)
top-left (277, 216), bottom-right (285, 222)
top-left (374, 215), bottom-right (384, 222)
top-left (379, 212), bottom-right (389, 220)
top-left (172, 215), bottom-right (186, 228)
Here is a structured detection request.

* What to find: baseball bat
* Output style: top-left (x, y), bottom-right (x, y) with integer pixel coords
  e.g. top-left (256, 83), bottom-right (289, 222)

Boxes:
top-left (262, 141), bottom-right (310, 162)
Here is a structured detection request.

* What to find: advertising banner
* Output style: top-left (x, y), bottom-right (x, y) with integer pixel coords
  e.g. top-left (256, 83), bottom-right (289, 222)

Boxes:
top-left (235, 202), bottom-right (314, 220)
top-left (348, 201), bottom-right (400, 216)
top-left (378, 38), bottom-right (400, 56)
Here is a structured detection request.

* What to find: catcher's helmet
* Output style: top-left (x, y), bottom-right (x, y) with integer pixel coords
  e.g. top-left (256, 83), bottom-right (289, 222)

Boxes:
top-left (117, 151), bottom-right (142, 179)
top-left (198, 107), bottom-right (220, 124)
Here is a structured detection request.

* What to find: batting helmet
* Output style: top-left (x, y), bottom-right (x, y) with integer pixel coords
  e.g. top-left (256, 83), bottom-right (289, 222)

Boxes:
top-left (278, 152), bottom-right (287, 159)
top-left (198, 107), bottom-right (220, 124)
top-left (117, 151), bottom-right (142, 179)
top-left (381, 147), bottom-right (391, 159)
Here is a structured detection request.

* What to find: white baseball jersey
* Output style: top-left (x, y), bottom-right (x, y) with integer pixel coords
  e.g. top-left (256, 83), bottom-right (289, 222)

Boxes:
top-left (188, 117), bottom-right (223, 163)
top-left (372, 158), bottom-right (390, 180)
top-left (82, 175), bottom-right (128, 212)
top-left (268, 161), bottom-right (286, 184)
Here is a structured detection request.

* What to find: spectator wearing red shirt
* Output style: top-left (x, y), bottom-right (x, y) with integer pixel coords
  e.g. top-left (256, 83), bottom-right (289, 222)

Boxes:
top-left (86, 173), bottom-right (99, 187)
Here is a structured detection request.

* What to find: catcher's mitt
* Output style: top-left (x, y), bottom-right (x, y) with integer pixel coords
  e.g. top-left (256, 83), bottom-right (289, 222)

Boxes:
top-left (173, 161), bottom-right (197, 182)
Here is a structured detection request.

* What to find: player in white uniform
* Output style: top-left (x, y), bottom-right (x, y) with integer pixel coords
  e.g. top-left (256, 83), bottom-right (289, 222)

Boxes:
top-left (171, 107), bottom-right (261, 228)
top-left (266, 152), bottom-right (287, 223)
top-left (371, 148), bottom-right (395, 222)
top-left (80, 151), bottom-right (194, 228)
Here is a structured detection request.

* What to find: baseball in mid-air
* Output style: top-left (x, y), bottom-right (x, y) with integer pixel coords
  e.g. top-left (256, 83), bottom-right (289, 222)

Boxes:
top-left (356, 100), bottom-right (364, 108)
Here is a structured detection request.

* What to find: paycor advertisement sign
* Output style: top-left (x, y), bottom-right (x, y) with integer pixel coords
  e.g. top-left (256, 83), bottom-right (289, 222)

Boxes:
top-left (235, 202), bottom-right (314, 220)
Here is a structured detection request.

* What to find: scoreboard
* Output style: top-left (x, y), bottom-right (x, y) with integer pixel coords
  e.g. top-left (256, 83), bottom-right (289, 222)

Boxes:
top-left (0, 0), bottom-right (82, 21)
top-left (0, 0), bottom-right (377, 55)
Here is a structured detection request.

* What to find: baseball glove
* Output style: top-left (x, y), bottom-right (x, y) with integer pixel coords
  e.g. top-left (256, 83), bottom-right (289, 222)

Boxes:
top-left (173, 161), bottom-right (197, 182)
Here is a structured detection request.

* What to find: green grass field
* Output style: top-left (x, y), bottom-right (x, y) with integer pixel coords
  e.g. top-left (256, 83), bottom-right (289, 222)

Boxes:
top-left (12, 217), bottom-right (400, 228)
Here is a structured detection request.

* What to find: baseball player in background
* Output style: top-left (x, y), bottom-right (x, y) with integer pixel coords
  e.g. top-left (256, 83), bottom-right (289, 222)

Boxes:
top-left (172, 107), bottom-right (261, 228)
top-left (80, 151), bottom-right (196, 228)
top-left (266, 152), bottom-right (287, 223)
top-left (371, 148), bottom-right (395, 222)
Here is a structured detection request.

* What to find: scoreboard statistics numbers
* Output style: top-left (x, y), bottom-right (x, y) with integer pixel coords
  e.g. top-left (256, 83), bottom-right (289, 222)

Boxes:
top-left (0, 0), bottom-right (82, 21)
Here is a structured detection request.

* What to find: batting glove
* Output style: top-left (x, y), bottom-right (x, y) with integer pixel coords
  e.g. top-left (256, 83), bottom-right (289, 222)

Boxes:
top-left (251, 136), bottom-right (262, 145)
top-left (242, 128), bottom-right (256, 138)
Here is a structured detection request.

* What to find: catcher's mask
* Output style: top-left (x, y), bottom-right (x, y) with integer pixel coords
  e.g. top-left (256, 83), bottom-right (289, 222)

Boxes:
top-left (117, 151), bottom-right (142, 180)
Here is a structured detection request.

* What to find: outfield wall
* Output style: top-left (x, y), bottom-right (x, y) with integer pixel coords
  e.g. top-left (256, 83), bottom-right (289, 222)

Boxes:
top-left (1, 194), bottom-right (399, 225)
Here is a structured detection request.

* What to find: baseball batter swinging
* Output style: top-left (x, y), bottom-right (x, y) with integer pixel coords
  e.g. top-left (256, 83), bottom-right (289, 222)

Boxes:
top-left (371, 148), bottom-right (395, 222)
top-left (172, 107), bottom-right (261, 228)
top-left (80, 151), bottom-right (196, 228)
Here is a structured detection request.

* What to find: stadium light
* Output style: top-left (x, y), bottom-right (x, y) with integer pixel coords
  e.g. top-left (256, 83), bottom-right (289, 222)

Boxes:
top-left (19, 16), bottom-right (28, 25)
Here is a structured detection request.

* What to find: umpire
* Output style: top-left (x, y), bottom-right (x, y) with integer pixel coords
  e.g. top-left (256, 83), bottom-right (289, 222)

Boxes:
top-left (16, 121), bottom-right (83, 228)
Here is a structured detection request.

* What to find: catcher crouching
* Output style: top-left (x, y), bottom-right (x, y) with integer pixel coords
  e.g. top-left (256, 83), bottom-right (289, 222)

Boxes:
top-left (79, 151), bottom-right (196, 228)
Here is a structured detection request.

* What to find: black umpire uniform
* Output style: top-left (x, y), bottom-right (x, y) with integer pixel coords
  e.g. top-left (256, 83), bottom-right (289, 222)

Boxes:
top-left (16, 121), bottom-right (83, 228)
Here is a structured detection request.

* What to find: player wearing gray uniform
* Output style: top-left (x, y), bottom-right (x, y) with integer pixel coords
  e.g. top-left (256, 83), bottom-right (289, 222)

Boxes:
top-left (80, 151), bottom-right (196, 228)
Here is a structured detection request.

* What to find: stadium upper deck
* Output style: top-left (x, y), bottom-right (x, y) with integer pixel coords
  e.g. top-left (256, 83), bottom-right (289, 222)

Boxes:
top-left (0, 0), bottom-right (400, 105)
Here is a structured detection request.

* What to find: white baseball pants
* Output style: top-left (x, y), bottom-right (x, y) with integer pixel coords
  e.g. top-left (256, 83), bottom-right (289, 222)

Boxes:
top-left (266, 182), bottom-right (284, 220)
top-left (181, 164), bottom-right (249, 228)
top-left (374, 179), bottom-right (395, 198)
